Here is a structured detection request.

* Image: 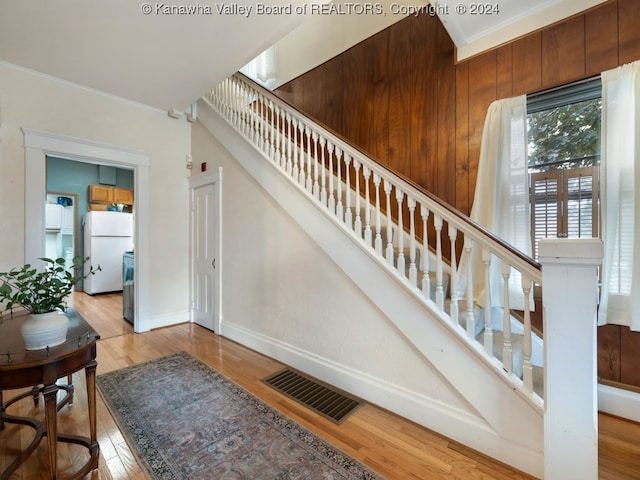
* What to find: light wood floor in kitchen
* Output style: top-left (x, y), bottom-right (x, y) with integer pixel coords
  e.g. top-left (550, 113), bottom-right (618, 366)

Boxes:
top-left (2, 292), bottom-right (640, 479)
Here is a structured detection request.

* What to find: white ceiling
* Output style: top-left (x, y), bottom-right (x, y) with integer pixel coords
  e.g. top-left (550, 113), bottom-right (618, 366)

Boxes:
top-left (0, 0), bottom-right (309, 111)
top-left (441, 0), bottom-right (607, 60)
top-left (0, 0), bottom-right (605, 111)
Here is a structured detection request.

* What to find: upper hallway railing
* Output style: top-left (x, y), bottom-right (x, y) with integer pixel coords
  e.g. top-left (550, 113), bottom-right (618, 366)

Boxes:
top-left (203, 72), bottom-right (544, 407)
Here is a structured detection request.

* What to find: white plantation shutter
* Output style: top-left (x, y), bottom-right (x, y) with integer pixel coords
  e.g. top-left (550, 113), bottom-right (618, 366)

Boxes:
top-left (564, 168), bottom-right (598, 240)
top-left (599, 60), bottom-right (640, 330)
top-left (530, 167), bottom-right (598, 260)
top-left (530, 171), bottom-right (561, 259)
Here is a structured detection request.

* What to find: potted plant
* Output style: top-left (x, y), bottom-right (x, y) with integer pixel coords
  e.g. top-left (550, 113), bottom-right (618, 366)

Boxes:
top-left (0, 256), bottom-right (100, 350)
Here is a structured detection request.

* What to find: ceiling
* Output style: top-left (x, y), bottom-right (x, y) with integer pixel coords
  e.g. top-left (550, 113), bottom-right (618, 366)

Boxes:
top-left (440, 0), bottom-right (606, 60)
top-left (0, 0), bottom-right (309, 111)
top-left (0, 0), bottom-right (605, 112)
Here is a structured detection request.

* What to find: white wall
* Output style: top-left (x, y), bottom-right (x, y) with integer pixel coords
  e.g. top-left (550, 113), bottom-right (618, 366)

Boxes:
top-left (0, 63), bottom-right (191, 328)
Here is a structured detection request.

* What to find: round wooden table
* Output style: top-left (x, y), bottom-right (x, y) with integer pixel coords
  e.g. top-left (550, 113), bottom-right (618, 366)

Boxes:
top-left (0, 308), bottom-right (100, 480)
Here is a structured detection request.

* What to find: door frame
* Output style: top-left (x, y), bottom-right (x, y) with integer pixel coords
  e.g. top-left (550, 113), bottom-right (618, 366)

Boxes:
top-left (188, 166), bottom-right (223, 333)
top-left (23, 128), bottom-right (150, 333)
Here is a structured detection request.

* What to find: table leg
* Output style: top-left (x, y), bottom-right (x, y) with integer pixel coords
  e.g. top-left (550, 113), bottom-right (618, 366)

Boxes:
top-left (43, 383), bottom-right (59, 480)
top-left (85, 360), bottom-right (99, 470)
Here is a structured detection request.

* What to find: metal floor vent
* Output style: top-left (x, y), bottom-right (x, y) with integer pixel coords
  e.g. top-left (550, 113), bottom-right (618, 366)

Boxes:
top-left (263, 368), bottom-right (364, 424)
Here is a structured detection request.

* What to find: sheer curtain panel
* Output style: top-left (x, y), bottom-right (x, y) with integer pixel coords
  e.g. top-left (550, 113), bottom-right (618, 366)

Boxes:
top-left (462, 95), bottom-right (532, 310)
top-left (599, 60), bottom-right (640, 331)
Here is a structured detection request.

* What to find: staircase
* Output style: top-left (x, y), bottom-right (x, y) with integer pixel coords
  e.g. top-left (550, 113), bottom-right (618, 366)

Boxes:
top-left (205, 71), bottom-right (543, 388)
top-left (196, 73), bottom-right (601, 478)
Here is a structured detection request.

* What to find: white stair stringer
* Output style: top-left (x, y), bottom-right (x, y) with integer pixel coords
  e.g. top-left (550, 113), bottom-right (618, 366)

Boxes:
top-left (198, 100), bottom-right (544, 478)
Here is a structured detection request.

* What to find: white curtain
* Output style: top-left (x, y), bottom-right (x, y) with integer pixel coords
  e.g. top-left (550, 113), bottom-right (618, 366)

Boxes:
top-left (461, 95), bottom-right (532, 311)
top-left (599, 60), bottom-right (640, 331)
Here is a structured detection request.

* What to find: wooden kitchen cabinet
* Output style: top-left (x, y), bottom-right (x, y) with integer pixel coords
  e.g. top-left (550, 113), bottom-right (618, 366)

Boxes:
top-left (88, 184), bottom-right (114, 203)
top-left (113, 187), bottom-right (133, 205)
top-left (88, 184), bottom-right (134, 208)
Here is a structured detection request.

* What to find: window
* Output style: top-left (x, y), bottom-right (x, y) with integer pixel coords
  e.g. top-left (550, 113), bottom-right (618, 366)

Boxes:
top-left (527, 78), bottom-right (602, 259)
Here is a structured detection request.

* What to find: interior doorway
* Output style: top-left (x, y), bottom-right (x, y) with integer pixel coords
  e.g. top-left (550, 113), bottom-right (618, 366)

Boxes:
top-left (45, 157), bottom-right (135, 338)
top-left (23, 128), bottom-right (150, 333)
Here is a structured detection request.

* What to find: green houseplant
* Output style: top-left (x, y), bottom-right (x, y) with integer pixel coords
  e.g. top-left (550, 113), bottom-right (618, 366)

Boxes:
top-left (0, 256), bottom-right (100, 349)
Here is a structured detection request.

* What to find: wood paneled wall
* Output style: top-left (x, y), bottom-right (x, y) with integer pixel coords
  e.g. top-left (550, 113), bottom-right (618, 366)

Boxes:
top-left (275, 0), bottom-right (640, 388)
top-left (276, 13), bottom-right (457, 206)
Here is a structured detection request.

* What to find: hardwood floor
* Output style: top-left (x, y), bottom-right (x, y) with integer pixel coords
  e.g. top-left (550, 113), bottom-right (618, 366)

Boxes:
top-left (2, 294), bottom-right (640, 479)
top-left (69, 291), bottom-right (134, 339)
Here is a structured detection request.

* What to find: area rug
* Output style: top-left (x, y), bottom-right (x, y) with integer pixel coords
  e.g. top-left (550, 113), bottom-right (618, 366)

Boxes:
top-left (97, 351), bottom-right (384, 479)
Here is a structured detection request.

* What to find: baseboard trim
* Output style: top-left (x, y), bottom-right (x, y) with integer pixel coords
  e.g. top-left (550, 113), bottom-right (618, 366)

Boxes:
top-left (598, 383), bottom-right (640, 423)
top-left (146, 309), bottom-right (190, 331)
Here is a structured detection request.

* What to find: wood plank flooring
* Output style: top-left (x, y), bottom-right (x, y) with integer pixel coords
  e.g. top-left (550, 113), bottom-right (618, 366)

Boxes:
top-left (69, 291), bottom-right (134, 339)
top-left (2, 294), bottom-right (640, 479)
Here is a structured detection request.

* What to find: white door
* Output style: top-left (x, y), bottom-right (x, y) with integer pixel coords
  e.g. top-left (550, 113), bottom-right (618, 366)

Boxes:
top-left (191, 177), bottom-right (220, 331)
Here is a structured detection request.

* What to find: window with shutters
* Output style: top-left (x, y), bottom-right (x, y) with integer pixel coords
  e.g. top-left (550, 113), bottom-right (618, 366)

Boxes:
top-left (527, 78), bottom-right (601, 260)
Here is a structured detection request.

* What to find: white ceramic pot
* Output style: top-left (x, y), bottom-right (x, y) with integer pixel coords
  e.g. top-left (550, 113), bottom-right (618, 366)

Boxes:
top-left (20, 311), bottom-right (69, 350)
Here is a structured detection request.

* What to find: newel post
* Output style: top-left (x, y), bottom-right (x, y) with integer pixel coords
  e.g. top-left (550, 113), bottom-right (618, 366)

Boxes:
top-left (539, 238), bottom-right (603, 480)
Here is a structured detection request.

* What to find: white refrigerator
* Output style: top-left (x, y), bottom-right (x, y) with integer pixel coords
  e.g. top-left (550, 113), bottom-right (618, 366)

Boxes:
top-left (83, 211), bottom-right (134, 295)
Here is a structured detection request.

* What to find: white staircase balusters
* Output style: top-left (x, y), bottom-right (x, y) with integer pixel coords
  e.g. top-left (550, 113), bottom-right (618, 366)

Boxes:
top-left (305, 127), bottom-right (313, 193)
top-left (501, 262), bottom-right (513, 375)
top-left (396, 188), bottom-right (405, 277)
top-left (353, 160), bottom-right (363, 238)
top-left (268, 100), bottom-right (275, 159)
top-left (311, 131), bottom-right (319, 198)
top-left (251, 86), bottom-right (259, 144)
top-left (363, 166), bottom-right (372, 247)
top-left (420, 205), bottom-right (431, 299)
top-left (273, 105), bottom-right (282, 166)
top-left (521, 275), bottom-right (533, 394)
top-left (384, 180), bottom-right (394, 267)
top-left (374, 174), bottom-right (383, 256)
top-left (408, 197), bottom-right (417, 288)
top-left (344, 154), bottom-right (353, 229)
top-left (482, 248), bottom-right (494, 356)
top-left (336, 147), bottom-right (344, 222)
top-left (239, 81), bottom-right (247, 134)
top-left (448, 225), bottom-right (458, 324)
top-left (319, 136), bottom-right (327, 206)
top-left (434, 215), bottom-right (444, 311)
top-left (281, 111), bottom-right (288, 170)
top-left (292, 119), bottom-right (300, 182)
top-left (464, 240), bottom-right (476, 339)
top-left (298, 122), bottom-right (306, 187)
top-left (327, 142), bottom-right (336, 214)
top-left (285, 113), bottom-right (293, 175)
top-left (259, 97), bottom-right (266, 151)
top-left (297, 122), bottom-right (306, 186)
top-left (278, 106), bottom-right (286, 167)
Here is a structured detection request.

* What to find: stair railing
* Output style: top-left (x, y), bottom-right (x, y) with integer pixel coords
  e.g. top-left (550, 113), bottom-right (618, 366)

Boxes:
top-left (203, 73), bottom-right (544, 404)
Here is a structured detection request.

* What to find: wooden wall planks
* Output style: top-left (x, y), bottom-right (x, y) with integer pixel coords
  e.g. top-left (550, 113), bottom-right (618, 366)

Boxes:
top-left (275, 0), bottom-right (640, 389)
top-left (618, 0), bottom-right (640, 65)
top-left (276, 1), bottom-right (639, 217)
top-left (541, 16), bottom-right (586, 88)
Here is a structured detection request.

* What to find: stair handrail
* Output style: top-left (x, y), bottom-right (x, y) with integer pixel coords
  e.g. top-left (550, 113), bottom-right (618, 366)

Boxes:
top-left (227, 73), bottom-right (542, 282)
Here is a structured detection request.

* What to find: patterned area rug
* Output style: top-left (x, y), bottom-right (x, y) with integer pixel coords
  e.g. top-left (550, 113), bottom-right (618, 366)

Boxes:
top-left (97, 351), bottom-right (384, 480)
